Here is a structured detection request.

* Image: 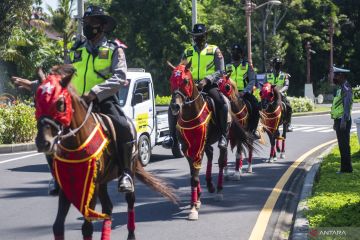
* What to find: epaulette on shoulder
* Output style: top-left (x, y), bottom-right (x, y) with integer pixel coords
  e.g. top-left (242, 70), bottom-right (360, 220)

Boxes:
top-left (107, 39), bottom-right (128, 49)
top-left (70, 39), bottom-right (85, 50)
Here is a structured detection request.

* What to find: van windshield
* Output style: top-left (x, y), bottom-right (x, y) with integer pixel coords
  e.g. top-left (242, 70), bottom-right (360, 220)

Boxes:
top-left (118, 79), bottom-right (131, 106)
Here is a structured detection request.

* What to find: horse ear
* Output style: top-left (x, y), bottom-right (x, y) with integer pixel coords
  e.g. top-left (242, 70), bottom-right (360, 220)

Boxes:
top-left (37, 68), bottom-right (46, 83)
top-left (59, 64), bottom-right (76, 88)
top-left (167, 61), bottom-right (175, 70)
top-left (185, 59), bottom-right (192, 70)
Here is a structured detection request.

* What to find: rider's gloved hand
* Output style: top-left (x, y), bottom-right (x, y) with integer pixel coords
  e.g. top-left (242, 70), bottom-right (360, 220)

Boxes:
top-left (82, 91), bottom-right (97, 104)
top-left (198, 79), bottom-right (208, 90)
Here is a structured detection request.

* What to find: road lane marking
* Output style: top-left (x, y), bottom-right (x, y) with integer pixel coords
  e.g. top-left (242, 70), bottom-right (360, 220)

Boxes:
top-left (294, 110), bottom-right (360, 118)
top-left (0, 153), bottom-right (42, 164)
top-left (0, 150), bottom-right (37, 157)
top-left (318, 129), bottom-right (334, 133)
top-left (248, 139), bottom-right (337, 240)
top-left (292, 127), bottom-right (313, 131)
top-left (303, 127), bottom-right (330, 132)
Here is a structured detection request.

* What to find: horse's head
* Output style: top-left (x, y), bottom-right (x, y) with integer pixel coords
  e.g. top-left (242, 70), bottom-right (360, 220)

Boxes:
top-left (168, 60), bottom-right (194, 115)
top-left (218, 73), bottom-right (234, 98)
top-left (35, 64), bottom-right (75, 153)
top-left (260, 82), bottom-right (275, 110)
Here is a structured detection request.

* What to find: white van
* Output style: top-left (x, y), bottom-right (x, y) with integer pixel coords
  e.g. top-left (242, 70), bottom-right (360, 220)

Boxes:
top-left (117, 68), bottom-right (180, 166)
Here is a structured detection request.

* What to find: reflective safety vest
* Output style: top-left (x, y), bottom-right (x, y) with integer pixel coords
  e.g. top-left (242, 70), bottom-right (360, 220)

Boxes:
top-left (266, 72), bottom-right (286, 88)
top-left (331, 88), bottom-right (352, 119)
top-left (69, 42), bottom-right (114, 95)
top-left (184, 45), bottom-right (217, 83)
top-left (227, 63), bottom-right (248, 91)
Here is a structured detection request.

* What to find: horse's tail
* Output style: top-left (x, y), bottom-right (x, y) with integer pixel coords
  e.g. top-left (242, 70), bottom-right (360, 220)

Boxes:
top-left (132, 154), bottom-right (179, 205)
top-left (229, 116), bottom-right (258, 154)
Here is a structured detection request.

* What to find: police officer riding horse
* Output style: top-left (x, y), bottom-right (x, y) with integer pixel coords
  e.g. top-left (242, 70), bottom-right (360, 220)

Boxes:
top-left (163, 23), bottom-right (229, 151)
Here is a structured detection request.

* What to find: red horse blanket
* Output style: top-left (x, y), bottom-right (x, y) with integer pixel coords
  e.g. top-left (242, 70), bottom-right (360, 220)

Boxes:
top-left (260, 105), bottom-right (282, 134)
top-left (53, 124), bottom-right (109, 221)
top-left (177, 103), bottom-right (212, 169)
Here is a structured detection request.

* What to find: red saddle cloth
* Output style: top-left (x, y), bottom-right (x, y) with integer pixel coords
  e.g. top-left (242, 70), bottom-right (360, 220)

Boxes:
top-left (53, 124), bottom-right (109, 221)
top-left (260, 105), bottom-right (282, 134)
top-left (177, 103), bottom-right (212, 169)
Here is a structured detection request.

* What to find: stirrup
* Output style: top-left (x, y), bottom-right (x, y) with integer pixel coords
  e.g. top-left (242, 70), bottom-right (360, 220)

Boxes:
top-left (162, 137), bottom-right (174, 149)
top-left (118, 173), bottom-right (134, 193)
top-left (218, 136), bottom-right (228, 150)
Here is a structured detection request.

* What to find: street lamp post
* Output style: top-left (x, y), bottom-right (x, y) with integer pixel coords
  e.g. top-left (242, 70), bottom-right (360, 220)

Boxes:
top-left (306, 41), bottom-right (311, 83)
top-left (77, 0), bottom-right (84, 38)
top-left (192, 0), bottom-right (197, 27)
top-left (245, 0), bottom-right (281, 70)
top-left (328, 17), bottom-right (334, 85)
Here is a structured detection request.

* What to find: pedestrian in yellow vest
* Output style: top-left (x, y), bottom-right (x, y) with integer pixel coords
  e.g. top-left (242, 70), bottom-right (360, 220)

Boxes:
top-left (226, 43), bottom-right (260, 138)
top-left (12, 5), bottom-right (135, 193)
top-left (265, 58), bottom-right (293, 132)
top-left (331, 66), bottom-right (353, 173)
top-left (163, 23), bottom-right (228, 150)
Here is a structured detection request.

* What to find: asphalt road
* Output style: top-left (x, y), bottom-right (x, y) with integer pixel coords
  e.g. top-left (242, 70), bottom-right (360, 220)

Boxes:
top-left (1, 109), bottom-right (360, 240)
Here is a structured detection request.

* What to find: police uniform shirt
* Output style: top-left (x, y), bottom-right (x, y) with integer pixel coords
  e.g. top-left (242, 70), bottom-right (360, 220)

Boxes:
top-left (341, 81), bottom-right (352, 121)
top-left (181, 44), bottom-right (225, 84)
top-left (264, 71), bottom-right (290, 93)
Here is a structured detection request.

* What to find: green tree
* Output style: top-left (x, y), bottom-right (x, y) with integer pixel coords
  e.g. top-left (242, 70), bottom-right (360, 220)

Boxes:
top-left (47, 0), bottom-right (76, 61)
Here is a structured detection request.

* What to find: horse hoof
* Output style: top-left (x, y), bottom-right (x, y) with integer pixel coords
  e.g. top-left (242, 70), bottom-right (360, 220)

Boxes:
top-left (280, 153), bottom-right (285, 159)
top-left (273, 157), bottom-right (278, 162)
top-left (267, 158), bottom-right (273, 163)
top-left (207, 183), bottom-right (215, 193)
top-left (195, 200), bottom-right (201, 210)
top-left (215, 193), bottom-right (223, 201)
top-left (188, 209), bottom-right (199, 221)
top-left (233, 171), bottom-right (241, 181)
top-left (247, 166), bottom-right (253, 173)
top-left (127, 232), bottom-right (136, 240)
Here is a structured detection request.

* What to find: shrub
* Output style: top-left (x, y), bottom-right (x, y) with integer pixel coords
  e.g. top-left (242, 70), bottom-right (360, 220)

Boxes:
top-left (0, 102), bottom-right (37, 144)
top-left (288, 96), bottom-right (314, 113)
top-left (155, 95), bottom-right (171, 105)
top-left (353, 85), bottom-right (360, 99)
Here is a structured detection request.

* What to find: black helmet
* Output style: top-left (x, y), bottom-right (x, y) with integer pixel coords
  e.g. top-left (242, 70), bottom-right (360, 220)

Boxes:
top-left (231, 43), bottom-right (244, 54)
top-left (83, 5), bottom-right (117, 32)
top-left (272, 57), bottom-right (282, 65)
top-left (188, 23), bottom-right (208, 36)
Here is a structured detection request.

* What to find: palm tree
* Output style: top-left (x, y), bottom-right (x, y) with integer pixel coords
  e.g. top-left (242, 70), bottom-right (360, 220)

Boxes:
top-left (47, 0), bottom-right (76, 61)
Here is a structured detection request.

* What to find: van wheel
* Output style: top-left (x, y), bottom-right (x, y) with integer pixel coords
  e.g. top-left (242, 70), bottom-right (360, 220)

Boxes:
top-left (172, 143), bottom-right (183, 158)
top-left (138, 135), bottom-right (151, 166)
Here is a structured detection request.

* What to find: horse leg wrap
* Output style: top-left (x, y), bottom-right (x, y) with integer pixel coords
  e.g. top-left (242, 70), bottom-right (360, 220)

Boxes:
top-left (83, 237), bottom-right (92, 240)
top-left (276, 139), bottom-right (280, 152)
top-left (127, 208), bottom-right (136, 232)
top-left (281, 140), bottom-right (285, 153)
top-left (54, 236), bottom-right (64, 240)
top-left (101, 219), bottom-right (112, 240)
top-left (197, 182), bottom-right (202, 196)
top-left (217, 168), bottom-right (224, 190)
top-left (191, 187), bottom-right (198, 205)
top-left (248, 150), bottom-right (253, 164)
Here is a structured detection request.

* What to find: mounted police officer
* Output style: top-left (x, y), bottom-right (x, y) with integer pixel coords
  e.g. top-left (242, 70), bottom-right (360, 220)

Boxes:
top-left (331, 66), bottom-right (353, 174)
top-left (163, 23), bottom-right (228, 150)
top-left (226, 43), bottom-right (260, 138)
top-left (12, 5), bottom-right (135, 193)
top-left (265, 57), bottom-right (293, 132)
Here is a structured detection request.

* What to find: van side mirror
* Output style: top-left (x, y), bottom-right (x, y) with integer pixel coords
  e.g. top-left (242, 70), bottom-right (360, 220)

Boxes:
top-left (133, 93), bottom-right (143, 105)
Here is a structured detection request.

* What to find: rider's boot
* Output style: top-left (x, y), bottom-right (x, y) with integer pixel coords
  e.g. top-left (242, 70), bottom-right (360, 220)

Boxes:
top-left (162, 107), bottom-right (179, 151)
top-left (218, 104), bottom-right (229, 150)
top-left (118, 141), bottom-right (135, 193)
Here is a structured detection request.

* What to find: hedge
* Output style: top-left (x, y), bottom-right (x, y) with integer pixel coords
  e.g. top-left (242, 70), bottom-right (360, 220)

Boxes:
top-left (0, 102), bottom-right (37, 144)
top-left (288, 96), bottom-right (314, 113)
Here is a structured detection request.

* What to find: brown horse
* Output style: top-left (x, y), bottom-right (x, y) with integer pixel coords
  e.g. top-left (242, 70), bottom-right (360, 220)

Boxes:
top-left (259, 82), bottom-right (289, 162)
top-left (217, 75), bottom-right (259, 180)
top-left (34, 65), bottom-right (178, 240)
top-left (168, 61), bottom-right (252, 220)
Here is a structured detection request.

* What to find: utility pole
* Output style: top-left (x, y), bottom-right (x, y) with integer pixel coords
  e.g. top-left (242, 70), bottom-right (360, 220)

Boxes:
top-left (328, 17), bottom-right (334, 85)
top-left (246, 0), bottom-right (253, 69)
top-left (306, 41), bottom-right (311, 83)
top-left (77, 0), bottom-right (84, 38)
top-left (192, 0), bottom-right (197, 27)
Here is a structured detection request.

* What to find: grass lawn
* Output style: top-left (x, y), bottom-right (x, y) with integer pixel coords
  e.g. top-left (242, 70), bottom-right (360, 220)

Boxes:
top-left (305, 135), bottom-right (360, 227)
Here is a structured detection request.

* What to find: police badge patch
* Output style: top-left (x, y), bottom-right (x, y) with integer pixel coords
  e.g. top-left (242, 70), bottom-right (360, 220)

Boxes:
top-left (98, 49), bottom-right (109, 59)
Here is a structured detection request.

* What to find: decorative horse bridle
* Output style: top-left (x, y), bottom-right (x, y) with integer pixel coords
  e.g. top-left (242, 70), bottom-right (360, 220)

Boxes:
top-left (173, 88), bottom-right (204, 107)
top-left (40, 101), bottom-right (94, 149)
